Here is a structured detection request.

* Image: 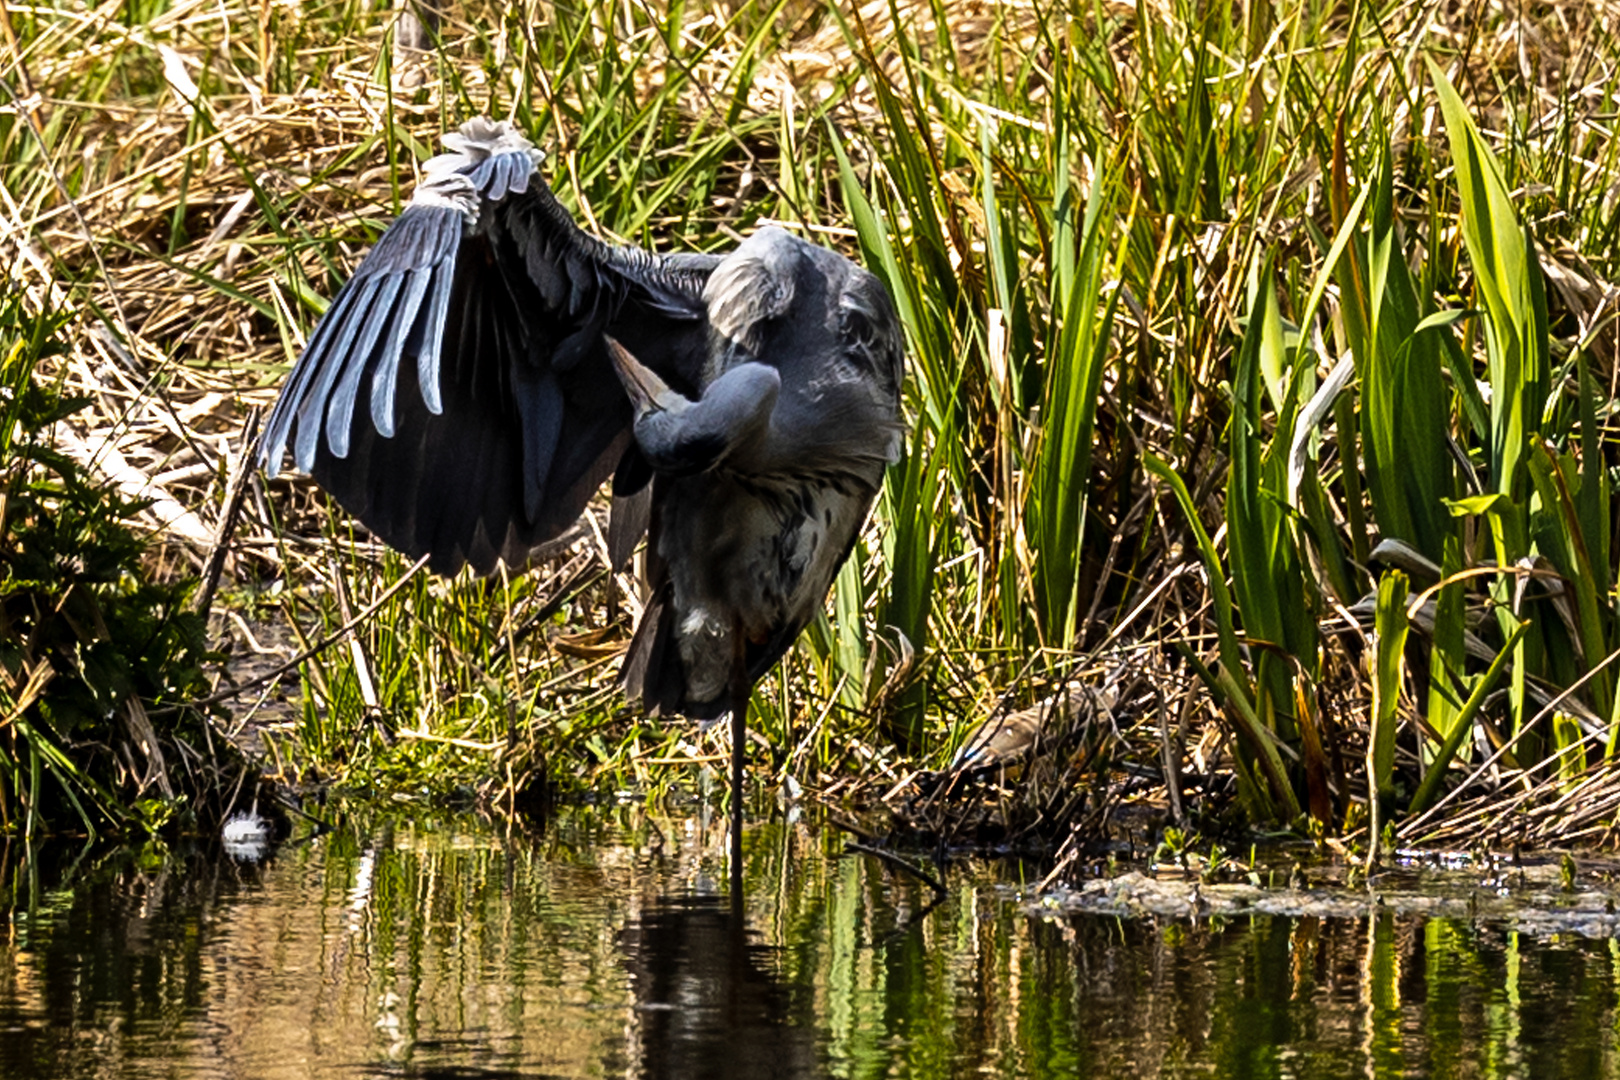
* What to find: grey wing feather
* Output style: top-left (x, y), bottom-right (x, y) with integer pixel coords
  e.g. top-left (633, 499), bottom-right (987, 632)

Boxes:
top-left (367, 266), bottom-right (432, 437)
top-left (261, 118), bottom-right (721, 575)
top-left (266, 203), bottom-right (464, 472)
top-left (324, 272), bottom-right (403, 456)
top-left (411, 247), bottom-right (456, 415)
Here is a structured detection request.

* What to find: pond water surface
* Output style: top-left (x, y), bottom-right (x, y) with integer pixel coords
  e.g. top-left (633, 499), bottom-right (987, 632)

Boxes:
top-left (2, 805), bottom-right (1619, 1078)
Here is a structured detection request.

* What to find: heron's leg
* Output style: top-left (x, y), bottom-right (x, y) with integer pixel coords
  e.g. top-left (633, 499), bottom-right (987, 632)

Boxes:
top-left (727, 620), bottom-right (750, 910)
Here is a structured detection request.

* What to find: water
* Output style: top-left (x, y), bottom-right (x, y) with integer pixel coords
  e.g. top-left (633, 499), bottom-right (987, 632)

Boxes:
top-left (1, 806), bottom-right (1618, 1078)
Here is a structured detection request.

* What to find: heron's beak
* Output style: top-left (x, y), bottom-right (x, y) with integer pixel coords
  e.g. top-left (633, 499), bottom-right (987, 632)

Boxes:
top-left (606, 336), bottom-right (676, 416)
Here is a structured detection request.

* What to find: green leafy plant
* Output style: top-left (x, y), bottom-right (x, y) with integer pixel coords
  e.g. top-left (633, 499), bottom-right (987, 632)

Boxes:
top-left (0, 295), bottom-right (217, 837)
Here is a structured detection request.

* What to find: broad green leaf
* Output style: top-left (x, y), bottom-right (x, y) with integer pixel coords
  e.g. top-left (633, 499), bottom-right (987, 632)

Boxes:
top-left (1369, 570), bottom-right (1409, 820)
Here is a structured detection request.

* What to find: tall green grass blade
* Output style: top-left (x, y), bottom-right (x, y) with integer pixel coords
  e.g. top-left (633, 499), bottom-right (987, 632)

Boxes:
top-left (1408, 619), bottom-right (1527, 816)
top-left (829, 124), bottom-right (944, 704)
top-left (1575, 351), bottom-right (1610, 600)
top-left (1425, 532), bottom-right (1468, 755)
top-left (1369, 570), bottom-right (1409, 822)
top-left (1552, 713), bottom-right (1585, 790)
top-left (1431, 59), bottom-right (1553, 741)
top-left (1214, 665), bottom-right (1300, 823)
top-left (1027, 159), bottom-right (1120, 649)
top-left (1527, 438), bottom-right (1612, 720)
top-left (874, 431), bottom-right (943, 742)
top-left (1357, 149), bottom-right (1454, 562)
top-left (1227, 267), bottom-right (1286, 656)
top-left (1429, 60), bottom-right (1550, 504)
top-left (1228, 261), bottom-right (1318, 766)
top-left (1147, 453), bottom-right (1296, 821)
top-left (1144, 454), bottom-right (1244, 698)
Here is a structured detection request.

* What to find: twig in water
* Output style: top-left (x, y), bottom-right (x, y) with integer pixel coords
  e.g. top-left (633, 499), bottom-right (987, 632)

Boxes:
top-left (845, 841), bottom-right (948, 900)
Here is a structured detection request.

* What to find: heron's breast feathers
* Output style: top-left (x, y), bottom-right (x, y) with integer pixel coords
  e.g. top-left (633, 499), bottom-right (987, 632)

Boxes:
top-left (662, 472), bottom-right (876, 704)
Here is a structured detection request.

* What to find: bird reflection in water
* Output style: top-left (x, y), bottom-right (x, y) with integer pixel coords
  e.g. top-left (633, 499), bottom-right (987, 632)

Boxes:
top-left (618, 890), bottom-right (818, 1080)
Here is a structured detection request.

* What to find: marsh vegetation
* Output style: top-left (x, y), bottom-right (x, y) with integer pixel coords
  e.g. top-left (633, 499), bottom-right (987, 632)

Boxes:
top-left (4, 0), bottom-right (1620, 869)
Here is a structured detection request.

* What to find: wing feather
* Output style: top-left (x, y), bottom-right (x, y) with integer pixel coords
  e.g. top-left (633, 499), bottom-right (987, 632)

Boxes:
top-left (412, 254), bottom-right (455, 414)
top-left (369, 266), bottom-right (432, 436)
top-left (516, 364), bottom-right (564, 523)
top-left (324, 271), bottom-right (403, 457)
top-left (290, 283), bottom-right (381, 469)
top-left (263, 118), bottom-right (721, 574)
top-left (262, 284), bottom-right (359, 470)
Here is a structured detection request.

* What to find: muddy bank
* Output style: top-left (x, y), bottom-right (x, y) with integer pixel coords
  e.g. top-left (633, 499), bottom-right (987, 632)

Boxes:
top-left (1037, 854), bottom-right (1620, 939)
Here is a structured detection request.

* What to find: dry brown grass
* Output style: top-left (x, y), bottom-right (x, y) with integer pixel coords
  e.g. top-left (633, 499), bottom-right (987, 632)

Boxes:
top-left (10, 0), bottom-right (1620, 850)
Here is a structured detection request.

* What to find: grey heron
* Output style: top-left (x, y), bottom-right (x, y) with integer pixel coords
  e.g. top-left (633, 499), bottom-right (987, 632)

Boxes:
top-left (261, 118), bottom-right (905, 824)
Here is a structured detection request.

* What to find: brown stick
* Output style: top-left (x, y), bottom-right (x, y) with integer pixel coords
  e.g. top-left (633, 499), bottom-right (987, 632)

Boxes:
top-left (845, 842), bottom-right (948, 899)
top-left (147, 553), bottom-right (432, 718)
top-left (192, 411), bottom-right (261, 621)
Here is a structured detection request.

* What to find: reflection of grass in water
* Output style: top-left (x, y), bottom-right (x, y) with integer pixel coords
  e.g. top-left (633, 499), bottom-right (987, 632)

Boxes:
top-left (2, 806), bottom-right (1613, 1078)
top-left (11, 0), bottom-right (1620, 844)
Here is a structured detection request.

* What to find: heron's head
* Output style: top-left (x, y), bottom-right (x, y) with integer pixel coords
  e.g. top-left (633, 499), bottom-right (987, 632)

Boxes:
top-left (607, 337), bottom-right (781, 476)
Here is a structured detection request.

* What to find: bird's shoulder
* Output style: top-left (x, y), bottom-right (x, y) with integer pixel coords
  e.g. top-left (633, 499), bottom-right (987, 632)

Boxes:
top-left (414, 119), bottom-right (719, 319)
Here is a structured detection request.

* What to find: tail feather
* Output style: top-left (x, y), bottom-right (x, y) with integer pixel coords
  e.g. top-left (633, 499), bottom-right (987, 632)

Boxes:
top-left (621, 582), bottom-right (692, 718)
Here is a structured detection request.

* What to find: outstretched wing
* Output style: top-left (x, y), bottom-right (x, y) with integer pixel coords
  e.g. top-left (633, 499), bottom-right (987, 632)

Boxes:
top-left (262, 118), bottom-right (718, 575)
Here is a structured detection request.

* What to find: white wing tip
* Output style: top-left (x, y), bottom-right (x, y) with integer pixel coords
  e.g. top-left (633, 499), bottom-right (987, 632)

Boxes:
top-left (413, 117), bottom-right (545, 221)
top-left (436, 116), bottom-right (545, 170)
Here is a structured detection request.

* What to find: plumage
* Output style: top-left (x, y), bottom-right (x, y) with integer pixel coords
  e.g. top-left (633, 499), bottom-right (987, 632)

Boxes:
top-left (262, 116), bottom-right (905, 796)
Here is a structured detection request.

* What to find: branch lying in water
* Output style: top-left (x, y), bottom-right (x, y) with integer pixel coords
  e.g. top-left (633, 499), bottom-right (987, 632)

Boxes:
top-left (845, 841), bottom-right (948, 900)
